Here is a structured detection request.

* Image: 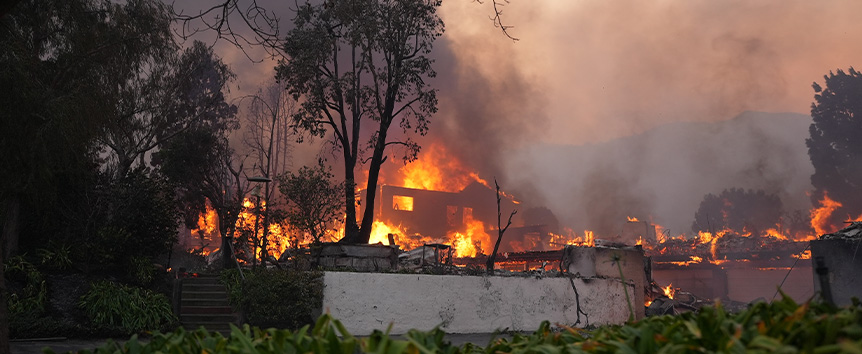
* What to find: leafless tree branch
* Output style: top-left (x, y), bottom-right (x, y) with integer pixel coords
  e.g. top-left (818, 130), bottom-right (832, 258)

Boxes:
top-left (171, 0), bottom-right (284, 62)
top-left (474, 0), bottom-right (519, 41)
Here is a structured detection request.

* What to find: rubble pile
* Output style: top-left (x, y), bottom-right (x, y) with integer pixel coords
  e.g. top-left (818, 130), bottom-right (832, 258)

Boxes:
top-left (645, 280), bottom-right (751, 316)
top-left (821, 222), bottom-right (862, 240)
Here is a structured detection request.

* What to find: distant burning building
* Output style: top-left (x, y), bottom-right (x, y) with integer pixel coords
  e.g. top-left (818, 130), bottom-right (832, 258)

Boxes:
top-left (376, 182), bottom-right (563, 254)
top-left (378, 182), bottom-right (511, 240)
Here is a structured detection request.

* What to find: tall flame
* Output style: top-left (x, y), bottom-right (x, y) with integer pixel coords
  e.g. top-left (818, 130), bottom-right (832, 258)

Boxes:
top-left (811, 192), bottom-right (842, 236)
top-left (398, 143), bottom-right (489, 192)
top-left (188, 203), bottom-right (219, 256)
top-left (234, 198), bottom-right (291, 261)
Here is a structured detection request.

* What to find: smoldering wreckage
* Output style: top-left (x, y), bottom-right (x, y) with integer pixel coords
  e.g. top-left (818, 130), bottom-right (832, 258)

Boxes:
top-left (175, 169), bottom-right (862, 331)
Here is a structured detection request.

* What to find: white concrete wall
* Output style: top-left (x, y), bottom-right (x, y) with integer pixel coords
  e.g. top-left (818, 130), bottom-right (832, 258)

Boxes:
top-left (322, 272), bottom-right (635, 335)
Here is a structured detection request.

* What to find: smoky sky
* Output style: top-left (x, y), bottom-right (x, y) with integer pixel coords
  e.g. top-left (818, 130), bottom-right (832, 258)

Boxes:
top-left (181, 0), bottom-right (862, 235)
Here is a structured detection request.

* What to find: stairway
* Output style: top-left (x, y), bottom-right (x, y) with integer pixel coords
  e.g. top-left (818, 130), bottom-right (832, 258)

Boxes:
top-left (179, 275), bottom-right (239, 334)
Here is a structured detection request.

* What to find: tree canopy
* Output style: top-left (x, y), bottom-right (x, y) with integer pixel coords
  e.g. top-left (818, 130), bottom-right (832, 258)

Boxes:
top-left (0, 0), bottom-right (211, 348)
top-left (276, 0), bottom-right (443, 244)
top-left (277, 164), bottom-right (344, 245)
top-left (807, 68), bottom-right (862, 229)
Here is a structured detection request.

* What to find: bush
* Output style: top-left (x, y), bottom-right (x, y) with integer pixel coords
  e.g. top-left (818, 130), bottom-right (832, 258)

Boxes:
top-left (5, 255), bottom-right (47, 317)
top-left (127, 255), bottom-right (156, 286)
top-left (221, 269), bottom-right (323, 329)
top-left (78, 280), bottom-right (177, 335)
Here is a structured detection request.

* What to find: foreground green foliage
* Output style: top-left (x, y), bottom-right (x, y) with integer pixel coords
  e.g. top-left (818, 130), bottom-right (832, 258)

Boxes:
top-left (483, 296), bottom-right (862, 354)
top-left (69, 295), bottom-right (862, 353)
top-left (78, 281), bottom-right (176, 335)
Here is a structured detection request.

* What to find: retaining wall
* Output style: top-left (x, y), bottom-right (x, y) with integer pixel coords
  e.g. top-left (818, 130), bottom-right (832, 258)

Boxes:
top-left (321, 272), bottom-right (635, 335)
top-left (811, 239), bottom-right (862, 306)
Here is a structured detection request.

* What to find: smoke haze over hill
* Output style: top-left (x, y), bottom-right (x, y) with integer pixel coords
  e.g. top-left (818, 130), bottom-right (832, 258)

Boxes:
top-left (506, 111), bottom-right (814, 236)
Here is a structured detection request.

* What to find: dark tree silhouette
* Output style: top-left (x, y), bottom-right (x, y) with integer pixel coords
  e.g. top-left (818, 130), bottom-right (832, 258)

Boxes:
top-left (0, 1), bottom-right (180, 348)
top-left (807, 68), bottom-right (862, 229)
top-left (276, 0), bottom-right (443, 244)
top-left (158, 127), bottom-right (247, 270)
top-left (487, 179), bottom-right (517, 275)
top-left (100, 40), bottom-right (238, 179)
top-left (173, 0), bottom-right (516, 62)
top-left (691, 188), bottom-right (783, 236)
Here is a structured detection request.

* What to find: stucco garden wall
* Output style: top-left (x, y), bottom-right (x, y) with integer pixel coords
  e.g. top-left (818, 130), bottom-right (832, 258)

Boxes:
top-left (321, 272), bottom-right (635, 335)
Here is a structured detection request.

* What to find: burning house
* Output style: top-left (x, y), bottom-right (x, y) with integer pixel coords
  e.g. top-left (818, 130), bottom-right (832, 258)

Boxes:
top-left (377, 182), bottom-right (560, 254)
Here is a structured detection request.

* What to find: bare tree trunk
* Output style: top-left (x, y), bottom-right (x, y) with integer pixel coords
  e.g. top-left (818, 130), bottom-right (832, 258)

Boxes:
top-left (2, 197), bottom-right (19, 259)
top-left (219, 208), bottom-right (235, 270)
top-left (487, 179), bottom-right (516, 276)
top-left (357, 129), bottom-right (389, 245)
top-left (340, 154), bottom-right (360, 244)
top-left (0, 196), bottom-right (20, 354)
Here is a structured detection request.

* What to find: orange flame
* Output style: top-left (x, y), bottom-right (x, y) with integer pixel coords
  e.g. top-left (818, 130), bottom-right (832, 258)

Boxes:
top-left (559, 230), bottom-right (595, 247)
top-left (811, 192), bottom-right (842, 236)
top-left (627, 216), bottom-right (640, 222)
top-left (189, 203), bottom-right (219, 256)
top-left (235, 198), bottom-right (291, 261)
top-left (398, 143), bottom-right (488, 193)
top-left (793, 249), bottom-right (812, 260)
top-left (662, 284), bottom-right (675, 299)
top-left (367, 217), bottom-right (490, 258)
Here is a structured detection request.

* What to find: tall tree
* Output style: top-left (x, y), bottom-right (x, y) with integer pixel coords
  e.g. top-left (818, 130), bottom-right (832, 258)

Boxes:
top-left (158, 127), bottom-right (246, 269)
top-left (807, 68), bottom-right (862, 230)
top-left (241, 80), bottom-right (294, 264)
top-left (276, 0), bottom-right (443, 244)
top-left (100, 39), bottom-right (237, 179)
top-left (1, 1), bottom-right (173, 349)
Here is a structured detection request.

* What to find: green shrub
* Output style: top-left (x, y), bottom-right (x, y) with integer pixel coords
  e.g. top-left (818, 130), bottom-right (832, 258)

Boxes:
top-left (478, 294), bottom-right (862, 353)
top-left (78, 280), bottom-right (177, 334)
top-left (5, 255), bottom-right (47, 317)
top-left (220, 269), bottom-right (323, 329)
top-left (37, 243), bottom-right (73, 270)
top-left (127, 255), bottom-right (155, 286)
top-left (219, 268), bottom-right (244, 306)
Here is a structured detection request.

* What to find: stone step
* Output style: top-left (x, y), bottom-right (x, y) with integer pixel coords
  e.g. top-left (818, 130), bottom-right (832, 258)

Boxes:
top-left (181, 306), bottom-right (234, 315)
top-left (182, 298), bottom-right (231, 307)
top-left (182, 276), bottom-right (222, 285)
top-left (182, 283), bottom-right (228, 292)
top-left (178, 275), bottom-right (237, 336)
top-left (182, 291), bottom-right (230, 300)
top-left (181, 313), bottom-right (237, 323)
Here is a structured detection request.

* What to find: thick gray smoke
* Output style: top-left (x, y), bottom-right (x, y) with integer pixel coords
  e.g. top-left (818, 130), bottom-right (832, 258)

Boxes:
top-left (506, 112), bottom-right (813, 235)
top-left (421, 1), bottom-right (862, 235)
